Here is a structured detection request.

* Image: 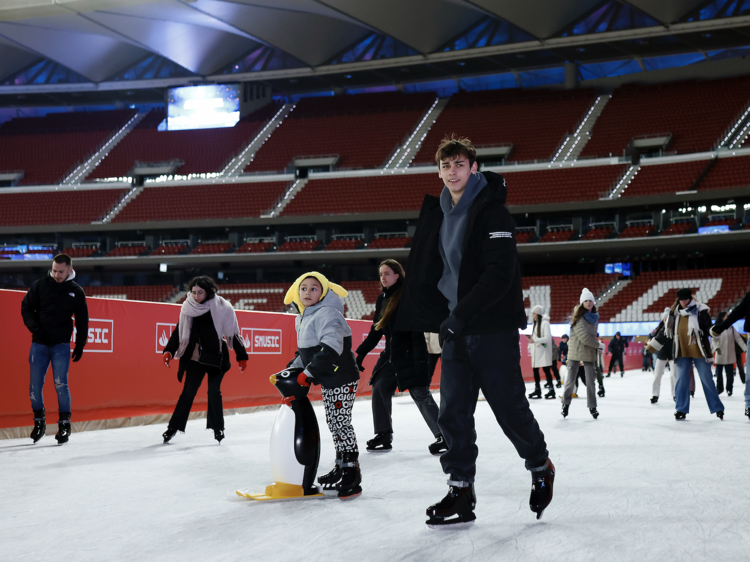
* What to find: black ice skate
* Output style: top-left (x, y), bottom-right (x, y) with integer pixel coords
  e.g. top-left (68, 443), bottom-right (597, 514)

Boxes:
top-left (597, 386), bottom-right (605, 398)
top-left (529, 458), bottom-right (555, 520)
top-left (55, 412), bottom-right (71, 445)
top-left (162, 428), bottom-right (177, 444)
top-left (318, 453), bottom-right (343, 490)
top-left (544, 387), bottom-right (556, 400)
top-left (30, 409), bottom-right (46, 444)
top-left (716, 411), bottom-right (724, 420)
top-left (366, 433), bottom-right (392, 452)
top-left (336, 452), bottom-right (362, 500)
top-left (589, 408), bottom-right (599, 419)
top-left (561, 404), bottom-right (569, 418)
top-left (650, 396), bottom-right (659, 404)
top-left (428, 435), bottom-right (448, 456)
top-left (426, 479), bottom-right (476, 529)
top-left (745, 407), bottom-right (750, 418)
top-left (214, 429), bottom-right (225, 443)
top-left (675, 411), bottom-right (686, 420)
top-left (528, 385), bottom-right (542, 399)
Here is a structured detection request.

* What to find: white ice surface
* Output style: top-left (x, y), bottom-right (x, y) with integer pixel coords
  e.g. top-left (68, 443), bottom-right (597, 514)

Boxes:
top-left (2, 368), bottom-right (749, 562)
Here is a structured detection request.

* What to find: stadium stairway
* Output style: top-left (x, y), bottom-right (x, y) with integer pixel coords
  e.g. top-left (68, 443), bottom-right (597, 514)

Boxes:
top-left (552, 94), bottom-right (611, 163)
top-left (383, 97), bottom-right (446, 171)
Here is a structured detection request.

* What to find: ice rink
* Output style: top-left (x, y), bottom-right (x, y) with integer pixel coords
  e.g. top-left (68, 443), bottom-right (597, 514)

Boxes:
top-left (2, 367), bottom-right (749, 562)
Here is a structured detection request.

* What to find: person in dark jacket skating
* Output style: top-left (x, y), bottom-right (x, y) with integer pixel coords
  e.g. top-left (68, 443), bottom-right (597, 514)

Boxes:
top-left (396, 136), bottom-right (553, 527)
top-left (356, 259), bottom-right (445, 455)
top-left (21, 253), bottom-right (88, 445)
top-left (162, 276), bottom-right (248, 444)
top-left (711, 289), bottom-right (750, 418)
top-left (606, 332), bottom-right (629, 377)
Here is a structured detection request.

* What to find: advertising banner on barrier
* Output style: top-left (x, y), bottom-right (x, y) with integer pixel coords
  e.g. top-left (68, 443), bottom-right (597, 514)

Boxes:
top-left (1, 289), bottom-right (644, 430)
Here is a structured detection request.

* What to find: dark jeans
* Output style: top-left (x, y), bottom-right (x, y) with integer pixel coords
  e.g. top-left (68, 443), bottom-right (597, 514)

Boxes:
top-left (168, 361), bottom-right (226, 432)
top-left (372, 363), bottom-right (441, 437)
top-left (428, 353), bottom-right (441, 384)
top-left (29, 342), bottom-right (71, 414)
top-left (532, 366), bottom-right (553, 386)
top-left (550, 361), bottom-right (561, 383)
top-left (439, 332), bottom-right (548, 482)
top-left (715, 364), bottom-right (734, 394)
top-left (608, 354), bottom-right (624, 374)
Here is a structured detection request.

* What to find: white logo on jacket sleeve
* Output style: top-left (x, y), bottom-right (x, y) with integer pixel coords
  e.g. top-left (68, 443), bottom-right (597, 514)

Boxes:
top-left (489, 231), bottom-right (513, 239)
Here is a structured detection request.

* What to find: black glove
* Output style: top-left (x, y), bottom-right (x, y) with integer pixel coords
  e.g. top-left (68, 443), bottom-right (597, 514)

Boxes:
top-left (355, 354), bottom-right (366, 372)
top-left (439, 315), bottom-right (465, 347)
top-left (286, 352), bottom-right (300, 369)
top-left (71, 346), bottom-right (84, 362)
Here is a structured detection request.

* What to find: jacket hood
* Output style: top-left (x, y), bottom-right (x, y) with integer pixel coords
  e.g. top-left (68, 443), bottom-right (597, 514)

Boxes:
top-left (299, 289), bottom-right (346, 319)
top-left (481, 171), bottom-right (507, 206)
top-left (48, 268), bottom-right (76, 283)
top-left (284, 271), bottom-right (348, 313)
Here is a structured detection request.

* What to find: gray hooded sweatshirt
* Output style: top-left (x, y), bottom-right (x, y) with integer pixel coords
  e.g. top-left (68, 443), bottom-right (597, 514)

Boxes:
top-left (438, 171), bottom-right (488, 312)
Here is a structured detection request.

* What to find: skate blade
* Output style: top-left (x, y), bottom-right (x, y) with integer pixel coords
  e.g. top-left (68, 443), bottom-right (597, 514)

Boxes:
top-left (365, 448), bottom-right (392, 453)
top-left (426, 518), bottom-right (476, 530)
top-left (235, 490), bottom-right (326, 502)
top-left (338, 490), bottom-right (362, 501)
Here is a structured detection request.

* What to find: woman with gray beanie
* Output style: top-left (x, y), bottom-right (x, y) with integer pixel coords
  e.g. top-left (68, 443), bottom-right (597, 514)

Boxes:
top-left (562, 288), bottom-right (604, 419)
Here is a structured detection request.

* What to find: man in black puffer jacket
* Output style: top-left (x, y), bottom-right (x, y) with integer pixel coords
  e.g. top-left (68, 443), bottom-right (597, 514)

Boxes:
top-left (711, 290), bottom-right (750, 418)
top-left (606, 332), bottom-right (629, 377)
top-left (396, 136), bottom-right (553, 527)
top-left (21, 254), bottom-right (88, 445)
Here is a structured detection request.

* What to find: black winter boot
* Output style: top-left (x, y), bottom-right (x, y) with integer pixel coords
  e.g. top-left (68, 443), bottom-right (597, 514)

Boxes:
top-left (428, 434), bottom-right (448, 456)
top-left (318, 452), bottom-right (343, 490)
top-left (336, 452), bottom-right (362, 500)
top-left (528, 385), bottom-right (542, 399)
top-left (55, 412), bottom-right (71, 445)
top-left (366, 433), bottom-right (392, 452)
top-left (426, 478), bottom-right (476, 528)
top-left (31, 409), bottom-right (46, 444)
top-left (529, 458), bottom-right (555, 520)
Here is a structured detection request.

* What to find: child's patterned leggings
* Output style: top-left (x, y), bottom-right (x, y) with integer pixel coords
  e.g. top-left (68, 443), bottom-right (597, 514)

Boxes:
top-left (322, 381), bottom-right (359, 453)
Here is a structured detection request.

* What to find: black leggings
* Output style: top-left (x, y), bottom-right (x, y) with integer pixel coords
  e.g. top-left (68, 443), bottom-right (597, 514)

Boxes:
top-left (533, 366), bottom-right (554, 387)
top-left (714, 364), bottom-right (735, 393)
top-left (550, 361), bottom-right (561, 383)
top-left (168, 361), bottom-right (225, 432)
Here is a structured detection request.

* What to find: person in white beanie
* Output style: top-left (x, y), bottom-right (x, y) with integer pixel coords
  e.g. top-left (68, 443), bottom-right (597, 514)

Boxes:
top-left (646, 307), bottom-right (676, 404)
top-left (711, 310), bottom-right (747, 396)
top-left (562, 288), bottom-right (603, 419)
top-left (527, 305), bottom-right (555, 399)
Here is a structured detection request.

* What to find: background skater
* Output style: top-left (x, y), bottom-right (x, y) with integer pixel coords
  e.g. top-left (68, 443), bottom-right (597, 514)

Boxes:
top-left (397, 136), bottom-right (554, 528)
top-left (21, 253), bottom-right (88, 445)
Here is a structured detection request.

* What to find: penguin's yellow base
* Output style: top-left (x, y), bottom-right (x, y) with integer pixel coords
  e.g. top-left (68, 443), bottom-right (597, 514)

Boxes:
top-left (236, 481), bottom-right (325, 502)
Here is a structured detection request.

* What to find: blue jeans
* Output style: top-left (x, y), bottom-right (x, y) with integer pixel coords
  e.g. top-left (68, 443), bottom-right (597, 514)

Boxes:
top-left (29, 343), bottom-right (71, 413)
top-left (675, 357), bottom-right (724, 414)
top-left (438, 332), bottom-right (548, 482)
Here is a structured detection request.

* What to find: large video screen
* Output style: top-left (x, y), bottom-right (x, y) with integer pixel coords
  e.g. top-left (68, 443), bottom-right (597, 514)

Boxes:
top-left (166, 84), bottom-right (240, 131)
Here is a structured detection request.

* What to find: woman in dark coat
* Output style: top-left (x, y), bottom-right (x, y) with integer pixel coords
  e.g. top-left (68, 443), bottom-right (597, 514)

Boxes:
top-left (162, 276), bottom-right (248, 444)
top-left (356, 259), bottom-right (445, 455)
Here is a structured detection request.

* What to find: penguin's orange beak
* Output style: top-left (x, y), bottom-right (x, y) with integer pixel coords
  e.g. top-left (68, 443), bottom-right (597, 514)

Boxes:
top-left (269, 375), bottom-right (277, 385)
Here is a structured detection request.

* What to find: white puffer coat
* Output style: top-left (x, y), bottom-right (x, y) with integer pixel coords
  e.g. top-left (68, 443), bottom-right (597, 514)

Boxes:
top-left (712, 326), bottom-right (747, 365)
top-left (529, 315), bottom-right (553, 368)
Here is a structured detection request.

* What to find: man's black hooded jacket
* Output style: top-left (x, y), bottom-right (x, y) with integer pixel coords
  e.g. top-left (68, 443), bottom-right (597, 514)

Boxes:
top-left (395, 171), bottom-right (527, 335)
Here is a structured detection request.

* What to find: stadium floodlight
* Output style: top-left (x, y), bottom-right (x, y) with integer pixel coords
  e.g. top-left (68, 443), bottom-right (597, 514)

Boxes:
top-left (160, 264), bottom-right (168, 273)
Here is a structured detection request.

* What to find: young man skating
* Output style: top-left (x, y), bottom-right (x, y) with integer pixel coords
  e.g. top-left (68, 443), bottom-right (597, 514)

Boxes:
top-left (397, 136), bottom-right (554, 528)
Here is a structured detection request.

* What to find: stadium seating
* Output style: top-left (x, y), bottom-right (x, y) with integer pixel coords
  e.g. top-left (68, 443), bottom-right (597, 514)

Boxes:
top-left (88, 103), bottom-right (281, 179)
top-left (276, 240), bottom-right (321, 252)
top-left (0, 109), bottom-right (136, 185)
top-left (698, 155), bottom-right (750, 191)
top-left (112, 181), bottom-right (290, 223)
top-left (704, 217), bottom-right (739, 228)
top-left (621, 161), bottom-right (708, 198)
top-left (661, 220), bottom-right (696, 237)
top-left (63, 246), bottom-right (99, 259)
top-left (522, 274), bottom-right (615, 324)
top-left (244, 92), bottom-right (435, 173)
top-left (105, 245), bottom-right (151, 257)
top-left (413, 88), bottom-right (597, 164)
top-left (235, 242), bottom-right (275, 253)
top-left (540, 228), bottom-right (576, 243)
top-left (618, 224), bottom-right (656, 239)
top-left (211, 283), bottom-right (288, 312)
top-left (367, 236), bottom-right (411, 249)
top-left (516, 230), bottom-right (536, 244)
top-left (191, 242), bottom-right (233, 255)
top-left (0, 189), bottom-right (128, 226)
top-left (602, 267), bottom-right (750, 322)
top-left (325, 238), bottom-right (364, 251)
top-left (503, 165), bottom-right (628, 205)
top-left (84, 285), bottom-right (178, 302)
top-left (339, 280), bottom-right (382, 320)
top-left (583, 226), bottom-right (615, 240)
top-left (580, 76), bottom-right (750, 158)
top-left (151, 242), bottom-right (189, 256)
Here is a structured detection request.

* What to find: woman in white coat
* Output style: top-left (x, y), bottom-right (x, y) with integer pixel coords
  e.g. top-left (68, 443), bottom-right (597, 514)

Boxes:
top-left (712, 311), bottom-right (747, 396)
top-left (527, 305), bottom-right (556, 400)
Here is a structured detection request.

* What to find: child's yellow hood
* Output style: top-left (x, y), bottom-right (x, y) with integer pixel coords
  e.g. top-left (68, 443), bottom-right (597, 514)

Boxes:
top-left (284, 271), bottom-right (348, 313)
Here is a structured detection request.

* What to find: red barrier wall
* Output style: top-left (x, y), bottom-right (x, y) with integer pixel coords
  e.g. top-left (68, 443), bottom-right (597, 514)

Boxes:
top-left (1, 289), bottom-right (643, 429)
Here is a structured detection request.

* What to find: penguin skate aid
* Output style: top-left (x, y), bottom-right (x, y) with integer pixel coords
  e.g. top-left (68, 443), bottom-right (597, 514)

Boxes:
top-left (237, 272), bottom-right (363, 501)
top-left (395, 135), bottom-right (555, 527)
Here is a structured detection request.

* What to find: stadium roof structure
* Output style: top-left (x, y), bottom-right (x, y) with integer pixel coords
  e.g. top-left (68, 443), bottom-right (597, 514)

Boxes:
top-left (2, 0), bottom-right (750, 104)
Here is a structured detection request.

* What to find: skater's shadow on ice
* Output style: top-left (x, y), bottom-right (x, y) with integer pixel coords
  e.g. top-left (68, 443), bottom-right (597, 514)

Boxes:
top-left (0, 442), bottom-right (60, 453)
top-left (40, 442), bottom-right (220, 468)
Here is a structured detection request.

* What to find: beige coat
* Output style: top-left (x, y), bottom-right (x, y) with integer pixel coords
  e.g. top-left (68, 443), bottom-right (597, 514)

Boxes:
top-left (529, 316), bottom-right (553, 368)
top-left (712, 326), bottom-right (747, 365)
top-left (425, 332), bottom-right (442, 354)
top-left (567, 311), bottom-right (599, 363)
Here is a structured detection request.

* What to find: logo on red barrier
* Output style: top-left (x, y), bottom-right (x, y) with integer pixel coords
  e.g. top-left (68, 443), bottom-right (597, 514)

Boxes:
top-left (241, 328), bottom-right (282, 354)
top-left (362, 333), bottom-right (385, 356)
top-left (156, 323), bottom-right (176, 353)
top-left (71, 318), bottom-right (114, 353)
